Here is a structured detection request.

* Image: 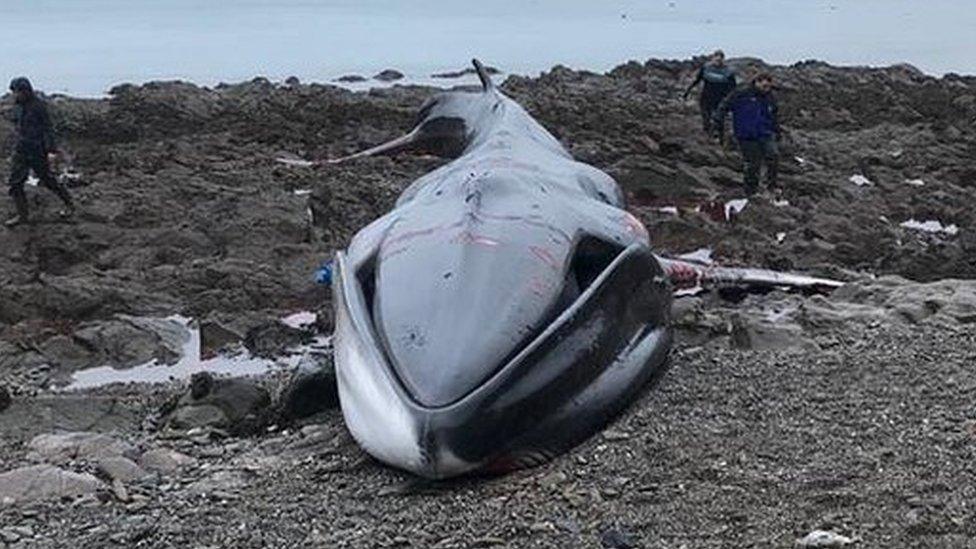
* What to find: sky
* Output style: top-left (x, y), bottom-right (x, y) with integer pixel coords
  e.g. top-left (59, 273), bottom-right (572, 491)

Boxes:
top-left (1, 0), bottom-right (974, 96)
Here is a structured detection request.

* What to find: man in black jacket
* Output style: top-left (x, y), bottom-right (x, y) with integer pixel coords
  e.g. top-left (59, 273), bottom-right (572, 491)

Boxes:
top-left (5, 77), bottom-right (74, 227)
top-left (684, 50), bottom-right (737, 136)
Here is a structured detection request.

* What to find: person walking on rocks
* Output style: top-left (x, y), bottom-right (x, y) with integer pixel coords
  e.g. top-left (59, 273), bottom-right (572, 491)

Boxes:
top-left (683, 50), bottom-right (737, 136)
top-left (712, 72), bottom-right (781, 195)
top-left (5, 77), bottom-right (74, 227)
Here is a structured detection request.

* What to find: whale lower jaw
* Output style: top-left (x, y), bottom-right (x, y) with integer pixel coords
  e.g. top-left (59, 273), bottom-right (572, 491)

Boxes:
top-left (332, 244), bottom-right (673, 479)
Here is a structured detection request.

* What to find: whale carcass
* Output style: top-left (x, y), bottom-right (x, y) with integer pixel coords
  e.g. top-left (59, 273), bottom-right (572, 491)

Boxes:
top-left (316, 60), bottom-right (840, 479)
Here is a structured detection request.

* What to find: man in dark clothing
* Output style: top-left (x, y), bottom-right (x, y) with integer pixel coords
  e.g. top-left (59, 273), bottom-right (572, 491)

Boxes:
top-left (684, 50), bottom-right (737, 135)
top-left (5, 77), bottom-right (74, 227)
top-left (712, 72), bottom-right (780, 195)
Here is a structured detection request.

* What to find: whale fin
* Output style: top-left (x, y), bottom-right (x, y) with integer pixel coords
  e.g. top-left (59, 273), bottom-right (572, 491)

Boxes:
top-left (472, 59), bottom-right (494, 91)
top-left (326, 128), bottom-right (422, 164)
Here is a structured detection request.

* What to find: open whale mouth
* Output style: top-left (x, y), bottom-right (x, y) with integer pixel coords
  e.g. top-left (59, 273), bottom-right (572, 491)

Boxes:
top-left (332, 239), bottom-right (672, 478)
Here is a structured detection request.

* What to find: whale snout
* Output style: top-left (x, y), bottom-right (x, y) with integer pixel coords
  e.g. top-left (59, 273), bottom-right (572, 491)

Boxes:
top-left (332, 242), bottom-right (672, 479)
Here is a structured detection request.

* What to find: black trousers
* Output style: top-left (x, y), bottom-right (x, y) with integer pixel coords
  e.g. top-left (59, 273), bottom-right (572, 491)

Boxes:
top-left (700, 98), bottom-right (721, 134)
top-left (739, 137), bottom-right (779, 194)
top-left (7, 146), bottom-right (72, 217)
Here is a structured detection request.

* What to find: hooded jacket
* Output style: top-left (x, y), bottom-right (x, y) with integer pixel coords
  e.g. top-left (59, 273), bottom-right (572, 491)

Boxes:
top-left (9, 77), bottom-right (57, 153)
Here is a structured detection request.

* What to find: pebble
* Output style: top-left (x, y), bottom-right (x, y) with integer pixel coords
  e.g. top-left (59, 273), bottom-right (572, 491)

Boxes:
top-left (600, 528), bottom-right (638, 548)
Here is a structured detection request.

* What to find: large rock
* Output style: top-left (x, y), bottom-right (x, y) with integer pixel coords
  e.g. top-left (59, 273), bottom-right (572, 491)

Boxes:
top-left (138, 448), bottom-right (197, 474)
top-left (831, 277), bottom-right (976, 324)
top-left (243, 320), bottom-right (310, 358)
top-left (70, 315), bottom-right (189, 368)
top-left (0, 396), bottom-right (142, 440)
top-left (28, 431), bottom-right (134, 463)
top-left (373, 69), bottom-right (404, 82)
top-left (163, 373), bottom-right (271, 434)
top-left (277, 350), bottom-right (339, 421)
top-left (96, 456), bottom-right (151, 483)
top-left (0, 465), bottom-right (102, 503)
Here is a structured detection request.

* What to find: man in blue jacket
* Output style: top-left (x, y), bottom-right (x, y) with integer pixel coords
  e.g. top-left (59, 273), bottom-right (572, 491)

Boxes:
top-left (5, 77), bottom-right (74, 227)
top-left (712, 72), bottom-right (780, 195)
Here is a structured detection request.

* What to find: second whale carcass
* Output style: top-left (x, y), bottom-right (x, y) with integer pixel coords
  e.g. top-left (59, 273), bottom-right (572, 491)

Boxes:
top-left (318, 61), bottom-right (842, 478)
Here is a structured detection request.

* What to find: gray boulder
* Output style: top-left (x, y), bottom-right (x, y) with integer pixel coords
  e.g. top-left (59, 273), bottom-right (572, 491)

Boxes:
top-left (139, 448), bottom-right (197, 474)
top-left (163, 372), bottom-right (271, 434)
top-left (278, 350), bottom-right (339, 421)
top-left (0, 465), bottom-right (102, 504)
top-left (28, 431), bottom-right (134, 463)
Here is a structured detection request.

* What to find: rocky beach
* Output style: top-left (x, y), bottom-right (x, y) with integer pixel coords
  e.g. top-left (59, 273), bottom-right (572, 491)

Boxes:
top-left (1, 57), bottom-right (976, 547)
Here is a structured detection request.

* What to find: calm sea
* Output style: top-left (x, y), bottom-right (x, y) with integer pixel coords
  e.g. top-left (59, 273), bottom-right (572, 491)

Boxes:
top-left (1, 0), bottom-right (974, 96)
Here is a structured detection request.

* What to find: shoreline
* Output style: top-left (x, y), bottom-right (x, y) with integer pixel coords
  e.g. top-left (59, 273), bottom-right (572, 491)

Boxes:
top-left (27, 55), bottom-right (976, 101)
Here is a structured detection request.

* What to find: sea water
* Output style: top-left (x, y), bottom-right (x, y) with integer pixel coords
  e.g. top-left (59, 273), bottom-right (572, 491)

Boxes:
top-left (1, 0), bottom-right (973, 97)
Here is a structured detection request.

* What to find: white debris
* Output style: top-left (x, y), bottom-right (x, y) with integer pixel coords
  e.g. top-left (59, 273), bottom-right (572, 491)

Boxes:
top-left (900, 219), bottom-right (959, 236)
top-left (724, 199), bottom-right (748, 220)
top-left (794, 156), bottom-right (806, 164)
top-left (275, 157), bottom-right (316, 167)
top-left (776, 232), bottom-right (786, 243)
top-left (773, 199), bottom-right (790, 208)
top-left (293, 189), bottom-right (312, 196)
top-left (849, 174), bottom-right (873, 187)
top-left (905, 178), bottom-right (925, 187)
top-left (656, 206), bottom-right (679, 215)
top-left (674, 286), bottom-right (704, 297)
top-left (796, 530), bottom-right (854, 547)
top-left (677, 248), bottom-right (713, 264)
top-left (26, 176), bottom-right (39, 187)
top-left (282, 311), bottom-right (317, 329)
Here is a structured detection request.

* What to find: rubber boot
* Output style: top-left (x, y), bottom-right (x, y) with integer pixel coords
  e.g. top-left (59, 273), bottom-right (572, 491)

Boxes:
top-left (5, 190), bottom-right (29, 227)
top-left (53, 183), bottom-right (75, 218)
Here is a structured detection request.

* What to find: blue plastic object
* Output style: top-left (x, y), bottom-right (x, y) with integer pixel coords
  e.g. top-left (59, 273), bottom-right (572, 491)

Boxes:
top-left (314, 260), bottom-right (334, 285)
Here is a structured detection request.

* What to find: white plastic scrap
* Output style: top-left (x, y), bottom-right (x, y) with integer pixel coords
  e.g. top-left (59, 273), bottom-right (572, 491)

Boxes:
top-left (275, 157), bottom-right (316, 168)
top-left (900, 219), bottom-right (959, 236)
top-left (849, 174), bottom-right (872, 187)
top-left (794, 156), bottom-right (806, 164)
top-left (677, 247), bottom-right (713, 264)
top-left (796, 530), bottom-right (854, 547)
top-left (724, 199), bottom-right (748, 220)
top-left (905, 178), bottom-right (925, 187)
top-left (656, 206), bottom-right (679, 215)
top-left (772, 199), bottom-right (790, 208)
top-left (282, 311), bottom-right (317, 328)
top-left (776, 232), bottom-right (786, 243)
